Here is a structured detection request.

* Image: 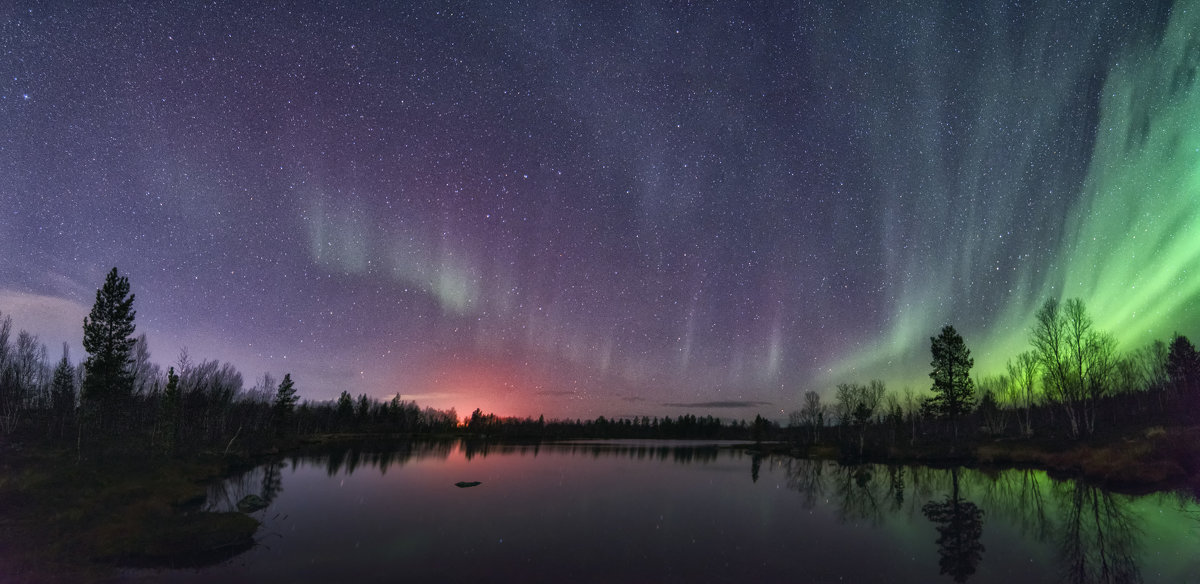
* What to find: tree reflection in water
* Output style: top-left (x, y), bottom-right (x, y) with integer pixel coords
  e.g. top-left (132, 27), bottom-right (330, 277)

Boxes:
top-left (778, 460), bottom-right (1175, 583)
top-left (203, 462), bottom-right (287, 514)
top-left (834, 465), bottom-right (886, 526)
top-left (785, 457), bottom-right (826, 510)
top-left (1055, 482), bottom-right (1141, 584)
top-left (922, 468), bottom-right (985, 583)
top-left (260, 460), bottom-right (283, 505)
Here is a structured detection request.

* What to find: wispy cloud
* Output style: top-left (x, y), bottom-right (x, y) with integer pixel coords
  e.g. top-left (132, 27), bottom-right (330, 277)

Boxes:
top-left (0, 288), bottom-right (91, 350)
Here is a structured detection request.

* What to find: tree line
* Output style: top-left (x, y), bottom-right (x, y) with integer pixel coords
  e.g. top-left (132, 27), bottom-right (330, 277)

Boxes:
top-left (2, 269), bottom-right (1194, 459)
top-left (0, 268), bottom-right (476, 457)
top-left (786, 297), bottom-right (1200, 457)
top-left (0, 268), bottom-right (777, 457)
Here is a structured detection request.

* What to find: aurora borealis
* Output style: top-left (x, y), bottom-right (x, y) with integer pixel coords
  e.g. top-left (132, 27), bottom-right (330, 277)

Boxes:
top-left (1, 1), bottom-right (1197, 419)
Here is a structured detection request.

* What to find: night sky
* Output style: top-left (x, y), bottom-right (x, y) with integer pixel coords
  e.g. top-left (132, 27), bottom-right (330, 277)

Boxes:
top-left (2, 1), bottom-right (1197, 419)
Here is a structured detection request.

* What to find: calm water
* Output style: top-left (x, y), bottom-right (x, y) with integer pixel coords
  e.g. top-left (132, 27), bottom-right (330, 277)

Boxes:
top-left (130, 441), bottom-right (1199, 583)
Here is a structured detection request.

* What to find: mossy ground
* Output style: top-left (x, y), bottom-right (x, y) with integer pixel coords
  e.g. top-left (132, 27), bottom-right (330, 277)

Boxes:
top-left (0, 448), bottom-right (259, 583)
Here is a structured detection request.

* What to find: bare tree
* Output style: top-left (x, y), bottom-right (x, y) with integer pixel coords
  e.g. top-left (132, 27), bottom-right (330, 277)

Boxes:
top-left (835, 381), bottom-right (885, 456)
top-left (1031, 298), bottom-right (1116, 437)
top-left (247, 372), bottom-right (276, 404)
top-left (1032, 298), bottom-right (1080, 436)
top-left (798, 390), bottom-right (825, 443)
top-left (128, 334), bottom-right (160, 397)
top-left (0, 311), bottom-right (9, 368)
top-left (0, 313), bottom-right (18, 434)
top-left (834, 383), bottom-right (858, 441)
top-left (14, 330), bottom-right (50, 409)
top-left (1064, 299), bottom-right (1117, 435)
top-left (901, 386), bottom-right (921, 443)
top-left (1006, 351), bottom-right (1039, 436)
top-left (976, 375), bottom-right (1008, 435)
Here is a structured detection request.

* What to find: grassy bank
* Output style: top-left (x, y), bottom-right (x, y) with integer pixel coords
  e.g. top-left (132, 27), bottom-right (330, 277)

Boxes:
top-left (971, 425), bottom-right (1200, 491)
top-left (762, 425), bottom-right (1200, 494)
top-left (0, 448), bottom-right (259, 583)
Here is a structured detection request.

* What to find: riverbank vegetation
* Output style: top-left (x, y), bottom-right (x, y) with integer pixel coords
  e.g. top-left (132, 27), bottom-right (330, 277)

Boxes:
top-left (779, 299), bottom-right (1200, 490)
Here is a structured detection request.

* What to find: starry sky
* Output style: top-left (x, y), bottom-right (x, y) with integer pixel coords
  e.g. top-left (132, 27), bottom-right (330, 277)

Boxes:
top-left (2, 1), bottom-right (1197, 420)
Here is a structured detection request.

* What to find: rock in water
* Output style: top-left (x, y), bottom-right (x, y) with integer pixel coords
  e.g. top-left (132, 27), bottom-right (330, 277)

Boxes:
top-left (237, 494), bottom-right (269, 513)
top-left (454, 481), bottom-right (482, 488)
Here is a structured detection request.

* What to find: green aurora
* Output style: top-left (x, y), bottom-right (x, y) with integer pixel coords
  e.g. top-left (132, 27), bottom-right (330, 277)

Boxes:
top-left (828, 1), bottom-right (1200, 390)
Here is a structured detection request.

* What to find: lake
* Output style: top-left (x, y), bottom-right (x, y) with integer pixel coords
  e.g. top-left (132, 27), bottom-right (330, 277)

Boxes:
top-left (128, 440), bottom-right (1200, 583)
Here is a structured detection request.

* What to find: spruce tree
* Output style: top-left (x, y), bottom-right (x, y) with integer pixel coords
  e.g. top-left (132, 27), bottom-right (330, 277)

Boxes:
top-left (1166, 334), bottom-right (1200, 415)
top-left (161, 366), bottom-right (181, 455)
top-left (50, 344), bottom-right (76, 437)
top-left (82, 267), bottom-right (137, 430)
top-left (272, 373), bottom-right (298, 435)
top-left (929, 325), bottom-right (975, 440)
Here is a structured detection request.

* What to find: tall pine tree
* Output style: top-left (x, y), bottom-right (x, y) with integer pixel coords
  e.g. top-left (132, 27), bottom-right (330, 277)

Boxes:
top-left (929, 325), bottom-right (975, 440)
top-left (272, 373), bottom-right (298, 436)
top-left (82, 267), bottom-right (137, 430)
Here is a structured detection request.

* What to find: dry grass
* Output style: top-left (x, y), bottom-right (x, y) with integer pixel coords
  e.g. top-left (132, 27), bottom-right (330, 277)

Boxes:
top-left (974, 426), bottom-right (1199, 490)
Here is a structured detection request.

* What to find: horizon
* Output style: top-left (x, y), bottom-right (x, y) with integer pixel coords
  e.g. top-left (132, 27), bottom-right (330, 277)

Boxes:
top-left (3, 0), bottom-right (1198, 420)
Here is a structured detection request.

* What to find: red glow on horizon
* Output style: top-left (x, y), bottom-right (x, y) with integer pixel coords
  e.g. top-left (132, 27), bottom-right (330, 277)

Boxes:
top-left (414, 354), bottom-right (549, 419)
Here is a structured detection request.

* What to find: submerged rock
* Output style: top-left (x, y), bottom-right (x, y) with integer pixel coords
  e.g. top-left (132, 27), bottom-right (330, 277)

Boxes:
top-left (454, 481), bottom-right (482, 488)
top-left (236, 494), bottom-right (269, 513)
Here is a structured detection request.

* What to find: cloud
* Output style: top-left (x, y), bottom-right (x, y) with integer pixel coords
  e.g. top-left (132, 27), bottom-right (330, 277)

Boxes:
top-left (0, 289), bottom-right (91, 351)
top-left (660, 400), bottom-right (773, 409)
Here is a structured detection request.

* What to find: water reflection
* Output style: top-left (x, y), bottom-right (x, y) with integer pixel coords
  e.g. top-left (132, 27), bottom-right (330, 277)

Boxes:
top-left (784, 458), bottom-right (826, 510)
top-left (204, 462), bottom-right (281, 514)
top-left (780, 461), bottom-right (1181, 584)
top-left (921, 469), bottom-right (985, 583)
top-left (530, 441), bottom-right (726, 464)
top-left (313, 439), bottom-right (457, 475)
top-left (832, 465), bottom-right (888, 526)
top-left (174, 442), bottom-right (1197, 584)
top-left (207, 440), bottom-right (741, 512)
top-left (1055, 482), bottom-right (1140, 584)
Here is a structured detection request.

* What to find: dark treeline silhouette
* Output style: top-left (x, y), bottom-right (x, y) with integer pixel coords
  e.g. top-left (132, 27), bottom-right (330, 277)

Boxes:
top-left (0, 268), bottom-right (777, 460)
top-left (457, 408), bottom-right (773, 441)
top-left (785, 297), bottom-right (1200, 465)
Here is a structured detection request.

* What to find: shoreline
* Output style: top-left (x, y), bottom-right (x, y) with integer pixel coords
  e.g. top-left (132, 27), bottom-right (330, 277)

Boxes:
top-left (751, 424), bottom-right (1200, 496)
top-left (2, 425), bottom-right (1197, 581)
